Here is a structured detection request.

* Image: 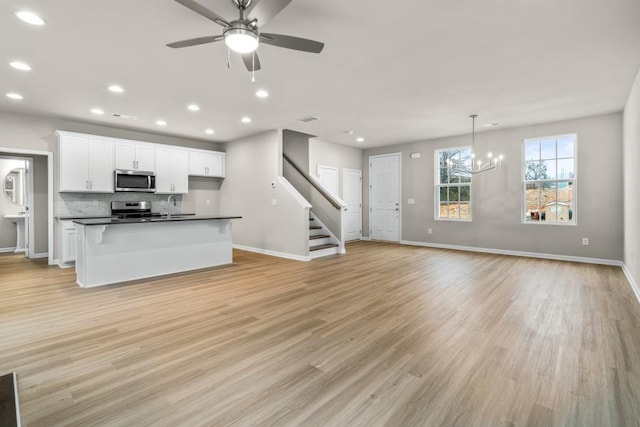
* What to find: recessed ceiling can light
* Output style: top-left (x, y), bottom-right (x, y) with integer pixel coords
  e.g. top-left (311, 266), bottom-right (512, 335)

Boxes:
top-left (241, 117), bottom-right (252, 124)
top-left (356, 137), bottom-right (365, 143)
top-left (187, 104), bottom-right (200, 112)
top-left (205, 129), bottom-right (215, 135)
top-left (90, 108), bottom-right (104, 115)
top-left (108, 84), bottom-right (124, 93)
top-left (156, 120), bottom-right (167, 126)
top-left (255, 89), bottom-right (269, 98)
top-left (15, 10), bottom-right (46, 26)
top-left (10, 61), bottom-right (31, 71)
top-left (6, 92), bottom-right (24, 100)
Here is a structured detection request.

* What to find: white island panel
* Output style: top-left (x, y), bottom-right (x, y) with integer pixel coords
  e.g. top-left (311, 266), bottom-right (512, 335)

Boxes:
top-left (75, 219), bottom-right (234, 287)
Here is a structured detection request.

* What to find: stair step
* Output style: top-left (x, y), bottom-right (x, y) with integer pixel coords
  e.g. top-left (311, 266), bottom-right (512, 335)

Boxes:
top-left (310, 243), bottom-right (339, 251)
top-left (309, 225), bottom-right (322, 230)
top-left (309, 234), bottom-right (330, 240)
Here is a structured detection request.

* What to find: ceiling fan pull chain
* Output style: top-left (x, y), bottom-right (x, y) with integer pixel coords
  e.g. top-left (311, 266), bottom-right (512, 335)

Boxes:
top-left (227, 47), bottom-right (231, 69)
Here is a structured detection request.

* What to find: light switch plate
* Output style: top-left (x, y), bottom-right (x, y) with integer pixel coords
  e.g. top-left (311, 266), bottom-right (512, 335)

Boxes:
top-left (408, 198), bottom-right (415, 205)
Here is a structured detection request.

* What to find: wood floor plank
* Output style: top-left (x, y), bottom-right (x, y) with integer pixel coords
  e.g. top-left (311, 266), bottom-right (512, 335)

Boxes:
top-left (1, 241), bottom-right (640, 426)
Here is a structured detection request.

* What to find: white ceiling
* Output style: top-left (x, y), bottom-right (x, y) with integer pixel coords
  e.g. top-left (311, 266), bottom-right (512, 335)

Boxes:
top-left (1, 0), bottom-right (639, 148)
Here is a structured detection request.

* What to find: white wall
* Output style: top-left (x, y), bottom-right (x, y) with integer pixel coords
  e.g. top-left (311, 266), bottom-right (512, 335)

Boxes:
top-left (623, 69), bottom-right (640, 289)
top-left (363, 113), bottom-right (623, 261)
top-left (220, 130), bottom-right (309, 258)
top-left (309, 138), bottom-right (362, 199)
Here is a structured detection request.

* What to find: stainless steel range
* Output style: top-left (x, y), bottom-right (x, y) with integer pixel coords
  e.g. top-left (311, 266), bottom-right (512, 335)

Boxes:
top-left (111, 201), bottom-right (160, 219)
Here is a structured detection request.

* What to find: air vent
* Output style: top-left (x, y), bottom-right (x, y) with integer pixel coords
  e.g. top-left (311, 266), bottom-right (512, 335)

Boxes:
top-left (111, 113), bottom-right (138, 120)
top-left (297, 115), bottom-right (319, 123)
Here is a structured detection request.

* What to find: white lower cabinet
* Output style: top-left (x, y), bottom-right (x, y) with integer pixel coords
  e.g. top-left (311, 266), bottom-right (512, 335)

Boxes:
top-left (58, 220), bottom-right (77, 266)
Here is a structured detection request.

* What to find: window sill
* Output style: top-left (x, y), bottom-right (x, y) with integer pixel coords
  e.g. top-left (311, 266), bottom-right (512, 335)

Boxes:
top-left (521, 221), bottom-right (577, 226)
top-left (436, 218), bottom-right (472, 222)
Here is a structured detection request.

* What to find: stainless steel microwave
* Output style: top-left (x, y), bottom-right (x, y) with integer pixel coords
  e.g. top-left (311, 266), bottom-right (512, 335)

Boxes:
top-left (114, 169), bottom-right (156, 193)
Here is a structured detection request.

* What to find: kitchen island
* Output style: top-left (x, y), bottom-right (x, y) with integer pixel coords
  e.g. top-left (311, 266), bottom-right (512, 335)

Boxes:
top-left (73, 215), bottom-right (241, 288)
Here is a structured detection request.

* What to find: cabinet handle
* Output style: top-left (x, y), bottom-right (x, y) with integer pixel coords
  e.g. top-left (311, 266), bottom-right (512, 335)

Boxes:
top-left (205, 167), bottom-right (209, 175)
top-left (86, 180), bottom-right (89, 189)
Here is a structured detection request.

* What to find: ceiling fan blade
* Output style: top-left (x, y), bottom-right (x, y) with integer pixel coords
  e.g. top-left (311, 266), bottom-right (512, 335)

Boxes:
top-left (241, 52), bottom-right (261, 71)
top-left (167, 35), bottom-right (224, 48)
top-left (260, 33), bottom-right (324, 53)
top-left (246, 0), bottom-right (293, 27)
top-left (174, 0), bottom-right (230, 27)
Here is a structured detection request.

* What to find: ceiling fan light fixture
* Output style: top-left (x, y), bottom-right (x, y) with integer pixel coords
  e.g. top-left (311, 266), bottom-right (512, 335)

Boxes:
top-left (224, 27), bottom-right (259, 54)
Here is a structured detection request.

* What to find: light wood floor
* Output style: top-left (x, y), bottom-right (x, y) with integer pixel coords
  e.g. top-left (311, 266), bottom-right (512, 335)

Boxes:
top-left (1, 241), bottom-right (640, 426)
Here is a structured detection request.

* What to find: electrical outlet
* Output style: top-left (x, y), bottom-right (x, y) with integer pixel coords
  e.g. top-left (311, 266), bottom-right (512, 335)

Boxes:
top-left (582, 238), bottom-right (589, 246)
top-left (428, 228), bottom-right (432, 234)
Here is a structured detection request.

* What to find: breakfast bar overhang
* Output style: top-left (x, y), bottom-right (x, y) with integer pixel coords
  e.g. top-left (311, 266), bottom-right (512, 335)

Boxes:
top-left (73, 216), bottom-right (241, 288)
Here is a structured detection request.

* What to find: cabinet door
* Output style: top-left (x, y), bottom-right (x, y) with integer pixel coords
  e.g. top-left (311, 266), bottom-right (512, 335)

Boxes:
top-left (207, 152), bottom-right (225, 177)
top-left (59, 135), bottom-right (90, 191)
top-left (189, 151), bottom-right (206, 176)
top-left (59, 220), bottom-right (77, 264)
top-left (156, 147), bottom-right (188, 194)
top-left (115, 141), bottom-right (136, 170)
top-left (135, 144), bottom-right (155, 172)
top-left (88, 138), bottom-right (114, 192)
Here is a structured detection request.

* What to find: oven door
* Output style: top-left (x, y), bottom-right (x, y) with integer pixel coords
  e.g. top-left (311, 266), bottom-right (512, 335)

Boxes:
top-left (114, 170), bottom-right (156, 192)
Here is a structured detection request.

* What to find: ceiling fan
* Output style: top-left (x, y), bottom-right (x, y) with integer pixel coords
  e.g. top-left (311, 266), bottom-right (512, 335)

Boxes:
top-left (167, 0), bottom-right (325, 72)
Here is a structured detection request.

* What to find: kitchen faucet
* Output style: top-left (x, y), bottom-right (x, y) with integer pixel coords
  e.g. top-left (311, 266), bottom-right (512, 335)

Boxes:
top-left (167, 195), bottom-right (176, 218)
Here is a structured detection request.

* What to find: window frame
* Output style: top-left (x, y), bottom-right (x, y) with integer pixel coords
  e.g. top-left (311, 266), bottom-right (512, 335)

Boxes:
top-left (521, 133), bottom-right (578, 226)
top-left (434, 146), bottom-right (473, 222)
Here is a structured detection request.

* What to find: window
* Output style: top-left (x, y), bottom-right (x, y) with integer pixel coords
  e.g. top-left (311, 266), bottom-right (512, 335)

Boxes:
top-left (523, 134), bottom-right (576, 224)
top-left (436, 147), bottom-right (472, 220)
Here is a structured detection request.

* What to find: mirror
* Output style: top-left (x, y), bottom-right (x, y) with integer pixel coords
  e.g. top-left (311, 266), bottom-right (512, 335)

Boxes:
top-left (3, 168), bottom-right (25, 205)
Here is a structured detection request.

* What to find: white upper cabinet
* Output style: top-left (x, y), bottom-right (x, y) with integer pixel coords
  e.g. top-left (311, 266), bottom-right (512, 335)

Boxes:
top-left (115, 141), bottom-right (155, 171)
top-left (58, 132), bottom-right (114, 192)
top-left (155, 146), bottom-right (189, 194)
top-left (189, 150), bottom-right (225, 178)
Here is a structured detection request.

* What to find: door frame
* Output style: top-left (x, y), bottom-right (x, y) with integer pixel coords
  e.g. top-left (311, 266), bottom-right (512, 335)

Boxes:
top-left (0, 146), bottom-right (54, 264)
top-left (368, 152), bottom-right (401, 242)
top-left (342, 168), bottom-right (362, 241)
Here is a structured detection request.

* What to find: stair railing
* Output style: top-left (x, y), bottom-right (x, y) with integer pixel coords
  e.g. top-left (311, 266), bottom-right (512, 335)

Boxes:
top-left (283, 154), bottom-right (346, 253)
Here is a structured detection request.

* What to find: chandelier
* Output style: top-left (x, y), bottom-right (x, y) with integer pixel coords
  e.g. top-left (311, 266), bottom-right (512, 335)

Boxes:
top-left (447, 114), bottom-right (504, 174)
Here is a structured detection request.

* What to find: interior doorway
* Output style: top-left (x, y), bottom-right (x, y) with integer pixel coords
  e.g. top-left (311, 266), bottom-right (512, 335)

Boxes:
top-left (0, 147), bottom-right (54, 264)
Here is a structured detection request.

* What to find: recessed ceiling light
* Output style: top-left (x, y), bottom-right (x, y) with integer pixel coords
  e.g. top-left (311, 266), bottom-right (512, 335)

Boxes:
top-left (108, 85), bottom-right (124, 93)
top-left (6, 92), bottom-right (23, 100)
top-left (156, 120), bottom-right (167, 126)
top-left (10, 61), bottom-right (31, 71)
top-left (205, 129), bottom-right (215, 135)
top-left (15, 10), bottom-right (46, 26)
top-left (187, 104), bottom-right (200, 112)
top-left (241, 117), bottom-right (252, 124)
top-left (90, 108), bottom-right (104, 115)
top-left (356, 137), bottom-right (365, 143)
top-left (255, 89), bottom-right (269, 98)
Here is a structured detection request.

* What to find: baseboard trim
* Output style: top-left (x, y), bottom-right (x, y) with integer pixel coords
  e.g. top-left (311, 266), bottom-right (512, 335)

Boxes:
top-left (360, 236), bottom-right (371, 241)
top-left (622, 263), bottom-right (640, 305)
top-left (399, 240), bottom-right (623, 266)
top-left (31, 252), bottom-right (48, 259)
top-left (233, 244), bottom-right (311, 262)
top-left (0, 247), bottom-right (17, 253)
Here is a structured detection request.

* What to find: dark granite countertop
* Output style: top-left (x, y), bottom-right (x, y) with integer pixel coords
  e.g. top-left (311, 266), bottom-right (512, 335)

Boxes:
top-left (57, 215), bottom-right (113, 220)
top-left (73, 215), bottom-right (241, 225)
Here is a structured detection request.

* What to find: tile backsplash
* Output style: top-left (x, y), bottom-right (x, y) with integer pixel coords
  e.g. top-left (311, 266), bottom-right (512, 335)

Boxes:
top-left (56, 192), bottom-right (183, 217)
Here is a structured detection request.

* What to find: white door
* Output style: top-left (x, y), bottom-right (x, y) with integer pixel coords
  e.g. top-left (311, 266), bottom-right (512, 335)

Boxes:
top-left (317, 165), bottom-right (339, 197)
top-left (369, 153), bottom-right (400, 242)
top-left (343, 169), bottom-right (362, 241)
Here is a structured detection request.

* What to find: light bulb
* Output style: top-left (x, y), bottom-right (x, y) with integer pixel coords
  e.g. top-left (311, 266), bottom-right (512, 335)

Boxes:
top-left (487, 152), bottom-right (493, 158)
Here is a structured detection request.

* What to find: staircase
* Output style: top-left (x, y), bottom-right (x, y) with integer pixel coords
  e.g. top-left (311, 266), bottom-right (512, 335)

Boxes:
top-left (309, 213), bottom-right (340, 259)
